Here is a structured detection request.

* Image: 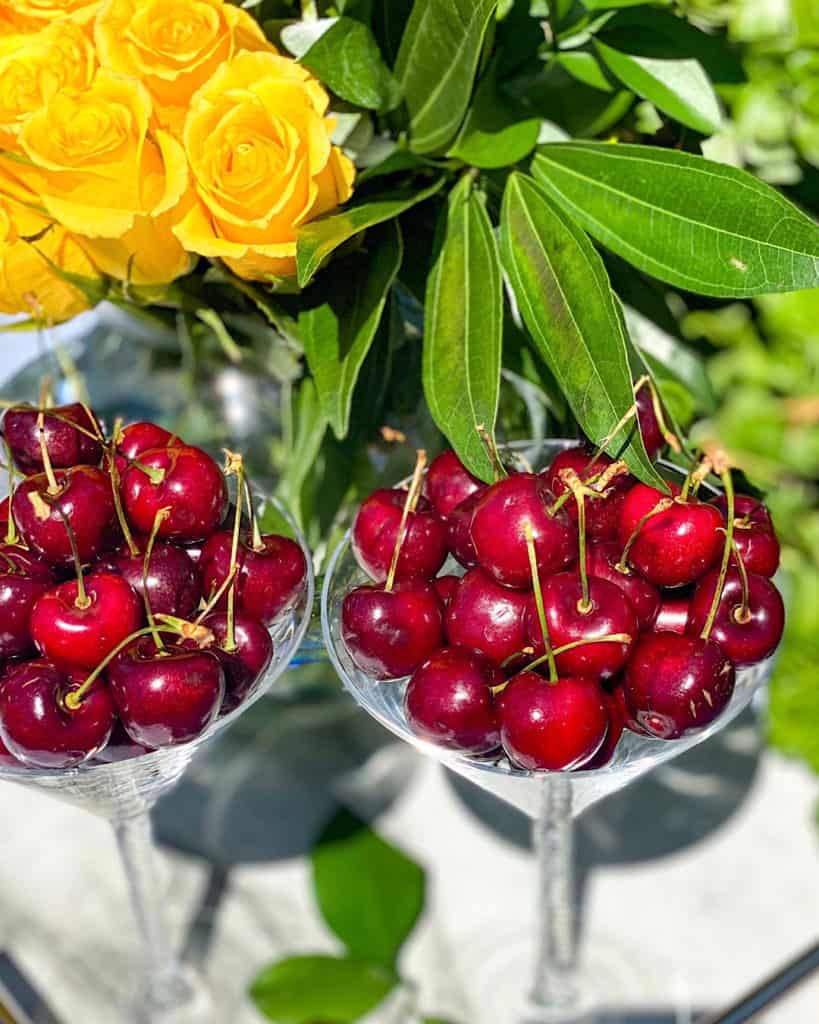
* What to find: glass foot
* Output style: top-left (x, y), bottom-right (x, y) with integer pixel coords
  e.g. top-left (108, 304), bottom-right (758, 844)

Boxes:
top-left (124, 963), bottom-right (213, 1024)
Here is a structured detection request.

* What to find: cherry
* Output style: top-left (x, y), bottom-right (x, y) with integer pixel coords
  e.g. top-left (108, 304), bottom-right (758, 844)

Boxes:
top-left (0, 560), bottom-right (53, 661)
top-left (446, 490), bottom-right (482, 568)
top-left (3, 402), bottom-right (102, 474)
top-left (96, 541), bottom-right (201, 619)
top-left (0, 496), bottom-right (9, 530)
top-left (114, 421), bottom-right (182, 473)
top-left (198, 610), bottom-right (273, 712)
top-left (108, 636), bottom-right (224, 747)
top-left (586, 683), bottom-right (627, 768)
top-left (498, 672), bottom-right (608, 770)
top-left (432, 574), bottom-right (460, 607)
top-left (635, 385), bottom-right (665, 460)
top-left (586, 540), bottom-right (660, 630)
top-left (619, 480), bottom-right (680, 539)
top-left (623, 631), bottom-right (735, 739)
top-left (341, 579), bottom-right (443, 680)
top-left (0, 543), bottom-right (54, 580)
top-left (425, 450), bottom-right (485, 517)
top-left (405, 646), bottom-right (502, 755)
top-left (30, 572), bottom-right (143, 671)
top-left (121, 445), bottom-right (227, 543)
top-left (94, 719), bottom-right (150, 763)
top-left (351, 488), bottom-right (447, 584)
top-left (541, 447), bottom-right (632, 542)
top-left (470, 474), bottom-right (575, 589)
top-left (619, 484), bottom-right (723, 588)
top-left (686, 568), bottom-right (784, 666)
top-left (525, 572), bottom-right (637, 680)
top-left (654, 593), bottom-right (691, 634)
top-left (710, 494), bottom-right (780, 578)
top-left (12, 466), bottom-right (116, 567)
top-left (201, 530), bottom-right (306, 625)
top-left (445, 566), bottom-right (528, 667)
top-left (0, 659), bottom-right (115, 767)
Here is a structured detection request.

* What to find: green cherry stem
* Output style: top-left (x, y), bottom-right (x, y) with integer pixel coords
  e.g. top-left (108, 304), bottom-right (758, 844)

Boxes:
top-left (701, 465), bottom-right (736, 641)
top-left (475, 423), bottom-right (506, 482)
top-left (2, 435), bottom-right (19, 546)
top-left (55, 507), bottom-right (90, 611)
top-left (193, 564), bottom-right (238, 626)
top-left (143, 506), bottom-right (171, 651)
top-left (241, 476), bottom-right (263, 552)
top-left (525, 522), bottom-right (557, 684)
top-left (385, 449), bottom-right (427, 594)
top-left (615, 497), bottom-right (674, 573)
top-left (108, 420), bottom-right (139, 558)
top-left (730, 540), bottom-right (752, 624)
top-left (523, 633), bottom-right (633, 676)
top-left (36, 409), bottom-right (60, 496)
top-left (223, 450), bottom-right (246, 654)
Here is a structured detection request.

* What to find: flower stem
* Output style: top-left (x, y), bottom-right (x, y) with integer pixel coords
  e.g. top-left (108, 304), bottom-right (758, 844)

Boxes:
top-left (525, 522), bottom-right (557, 683)
top-left (701, 467), bottom-right (736, 641)
top-left (385, 450), bottom-right (427, 593)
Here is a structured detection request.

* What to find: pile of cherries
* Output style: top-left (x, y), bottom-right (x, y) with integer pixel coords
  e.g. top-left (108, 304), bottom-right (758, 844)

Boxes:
top-left (0, 397), bottom-right (306, 769)
top-left (341, 402), bottom-right (784, 772)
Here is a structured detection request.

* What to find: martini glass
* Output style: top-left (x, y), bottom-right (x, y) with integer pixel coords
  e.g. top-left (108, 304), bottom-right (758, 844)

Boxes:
top-left (321, 439), bottom-right (775, 1024)
top-left (0, 488), bottom-right (314, 1024)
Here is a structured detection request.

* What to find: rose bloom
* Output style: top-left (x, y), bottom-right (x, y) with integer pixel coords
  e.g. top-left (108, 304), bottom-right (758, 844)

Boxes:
top-left (95, 0), bottom-right (273, 131)
top-left (0, 0), bottom-right (99, 32)
top-left (174, 51), bottom-right (355, 282)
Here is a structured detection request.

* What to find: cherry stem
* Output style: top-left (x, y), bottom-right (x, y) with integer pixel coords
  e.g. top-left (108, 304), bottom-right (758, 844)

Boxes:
top-left (223, 450), bottom-right (245, 654)
top-left (523, 633), bottom-right (633, 675)
top-left (701, 468), bottom-right (736, 641)
top-left (681, 454), bottom-right (712, 503)
top-left (132, 459), bottom-right (166, 486)
top-left (143, 507), bottom-right (171, 651)
top-left (0, 550), bottom-right (18, 572)
top-left (525, 522), bottom-right (557, 684)
top-left (79, 401), bottom-right (102, 441)
top-left (731, 540), bottom-right (752, 624)
top-left (36, 410), bottom-right (60, 495)
top-left (55, 506), bottom-right (89, 610)
top-left (560, 468), bottom-right (601, 614)
top-left (193, 564), bottom-right (238, 626)
top-left (590, 403), bottom-right (638, 470)
top-left (385, 449), bottom-right (427, 593)
top-left (475, 424), bottom-right (506, 482)
top-left (615, 497), bottom-right (674, 572)
top-left (2, 435), bottom-right (18, 545)
top-left (108, 420), bottom-right (139, 557)
top-left (241, 477), bottom-right (263, 551)
top-left (635, 374), bottom-right (682, 454)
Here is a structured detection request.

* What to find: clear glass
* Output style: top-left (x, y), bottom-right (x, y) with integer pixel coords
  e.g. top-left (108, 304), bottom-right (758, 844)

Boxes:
top-left (321, 439), bottom-right (774, 1024)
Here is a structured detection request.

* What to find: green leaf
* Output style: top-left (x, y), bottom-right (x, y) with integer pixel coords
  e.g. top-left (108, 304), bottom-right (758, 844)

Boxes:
top-left (297, 16), bottom-right (401, 111)
top-left (594, 39), bottom-right (721, 134)
top-left (583, 0), bottom-right (671, 8)
top-left (500, 172), bottom-right (663, 487)
top-left (532, 143), bottom-right (819, 298)
top-left (276, 378), bottom-right (328, 527)
top-left (301, 220), bottom-right (402, 439)
top-left (395, 0), bottom-right (499, 154)
top-left (449, 59), bottom-right (540, 168)
top-left (372, 0), bottom-right (415, 65)
top-left (296, 177), bottom-right (444, 286)
top-left (423, 177), bottom-right (502, 483)
top-left (250, 955), bottom-right (396, 1024)
top-left (556, 52), bottom-right (613, 92)
top-left (311, 810), bottom-right (425, 970)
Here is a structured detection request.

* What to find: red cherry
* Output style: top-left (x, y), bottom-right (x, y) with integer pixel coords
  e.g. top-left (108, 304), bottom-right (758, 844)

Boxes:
top-left (3, 402), bottom-right (102, 474)
top-left (710, 494), bottom-right (780, 578)
top-left (586, 683), bottom-right (627, 768)
top-left (623, 632), bottom-right (735, 739)
top-left (405, 646), bottom-right (502, 755)
top-left (121, 445), bottom-right (227, 543)
top-left (0, 543), bottom-right (54, 580)
top-left (635, 386), bottom-right (665, 460)
top-left (619, 480), bottom-right (681, 539)
top-left (115, 421), bottom-right (183, 470)
top-left (470, 474), bottom-right (576, 589)
top-left (351, 488), bottom-right (447, 584)
top-left (498, 672), bottom-right (608, 770)
top-left (446, 490), bottom-right (483, 568)
top-left (0, 659), bottom-right (115, 767)
top-left (540, 446), bottom-right (633, 542)
top-left (0, 496), bottom-right (9, 530)
top-left (95, 541), bottom-right (201, 619)
top-left (425, 450), bottom-right (485, 517)
top-left (201, 531), bottom-right (306, 625)
top-left (0, 560), bottom-right (53, 661)
top-left (341, 580), bottom-right (443, 680)
top-left (619, 485), bottom-right (723, 588)
top-left (445, 566), bottom-right (528, 667)
top-left (525, 572), bottom-right (637, 679)
top-left (30, 572), bottom-right (143, 671)
top-left (585, 540), bottom-right (660, 629)
top-left (108, 637), bottom-right (224, 747)
top-left (686, 568), bottom-right (784, 666)
top-left (654, 593), bottom-right (691, 635)
top-left (12, 466), bottom-right (116, 568)
top-left (432, 574), bottom-right (460, 607)
top-left (198, 610), bottom-right (273, 712)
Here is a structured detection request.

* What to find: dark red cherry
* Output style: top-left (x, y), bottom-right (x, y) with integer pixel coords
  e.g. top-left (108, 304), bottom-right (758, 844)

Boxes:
top-left (541, 446), bottom-right (633, 542)
top-left (94, 719), bottom-right (150, 763)
top-left (405, 646), bottom-right (502, 755)
top-left (445, 566), bottom-right (528, 667)
top-left (586, 683), bottom-right (627, 768)
top-left (351, 488), bottom-right (447, 584)
top-left (635, 386), bottom-right (665, 460)
top-left (201, 531), bottom-right (306, 625)
top-left (121, 445), bottom-right (227, 543)
top-left (108, 636), bottom-right (224, 747)
top-left (198, 610), bottom-right (273, 712)
top-left (0, 560), bottom-right (53, 661)
top-left (619, 480), bottom-right (681, 539)
top-left (498, 672), bottom-right (608, 770)
top-left (525, 573), bottom-right (637, 679)
top-left (620, 486), bottom-right (723, 588)
top-left (470, 474), bottom-right (575, 589)
top-left (586, 541), bottom-right (660, 629)
top-left (686, 568), bottom-right (784, 666)
top-left (710, 494), bottom-right (780, 578)
top-left (623, 632), bottom-right (735, 739)
top-left (341, 580), bottom-right (443, 680)
top-left (654, 593), bottom-right (691, 634)
top-left (425, 450), bottom-right (485, 517)
top-left (0, 659), bottom-right (115, 767)
top-left (432, 574), bottom-right (460, 607)
top-left (0, 497), bottom-right (9, 530)
top-left (95, 541), bottom-right (201, 619)
top-left (0, 543), bottom-right (53, 580)
top-left (446, 490), bottom-right (482, 568)
top-left (12, 466), bottom-right (116, 568)
top-left (114, 421), bottom-right (182, 473)
top-left (30, 572), bottom-right (143, 671)
top-left (3, 402), bottom-right (102, 474)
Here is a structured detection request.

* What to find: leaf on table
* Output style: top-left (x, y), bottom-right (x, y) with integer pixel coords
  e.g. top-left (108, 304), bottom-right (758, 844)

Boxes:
top-left (532, 143), bottom-right (819, 298)
top-left (500, 172), bottom-right (664, 487)
top-left (311, 809), bottom-right (425, 970)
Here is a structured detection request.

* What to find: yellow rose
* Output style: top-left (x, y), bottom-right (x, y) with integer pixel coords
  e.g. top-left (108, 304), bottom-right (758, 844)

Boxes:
top-left (18, 68), bottom-right (187, 239)
top-left (0, 0), bottom-right (99, 32)
top-left (77, 210), bottom-right (194, 286)
top-left (94, 0), bottom-right (272, 131)
top-left (174, 51), bottom-right (355, 282)
top-left (0, 22), bottom-right (96, 147)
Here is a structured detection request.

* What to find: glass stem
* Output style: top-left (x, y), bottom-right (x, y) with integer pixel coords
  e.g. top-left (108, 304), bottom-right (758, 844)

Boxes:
top-left (530, 774), bottom-right (579, 1018)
